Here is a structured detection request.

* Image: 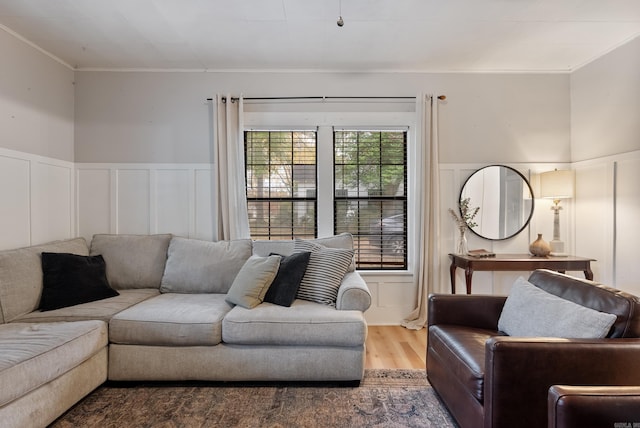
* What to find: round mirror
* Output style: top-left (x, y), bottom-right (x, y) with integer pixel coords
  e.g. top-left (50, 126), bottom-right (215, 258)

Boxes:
top-left (459, 165), bottom-right (534, 240)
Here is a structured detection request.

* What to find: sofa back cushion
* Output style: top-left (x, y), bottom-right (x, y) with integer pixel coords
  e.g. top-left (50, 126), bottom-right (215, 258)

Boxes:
top-left (0, 238), bottom-right (89, 323)
top-left (252, 233), bottom-right (355, 272)
top-left (160, 237), bottom-right (252, 294)
top-left (528, 269), bottom-right (640, 338)
top-left (90, 234), bottom-right (171, 290)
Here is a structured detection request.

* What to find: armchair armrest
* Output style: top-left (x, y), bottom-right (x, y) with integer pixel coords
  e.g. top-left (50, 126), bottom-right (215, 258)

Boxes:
top-left (485, 337), bottom-right (640, 428)
top-left (548, 385), bottom-right (640, 428)
top-left (336, 271), bottom-right (371, 312)
top-left (427, 294), bottom-right (507, 330)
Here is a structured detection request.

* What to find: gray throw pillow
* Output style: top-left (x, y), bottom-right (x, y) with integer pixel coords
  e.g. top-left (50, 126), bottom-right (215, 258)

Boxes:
top-left (160, 237), bottom-right (252, 293)
top-left (293, 239), bottom-right (354, 306)
top-left (498, 277), bottom-right (617, 338)
top-left (225, 255), bottom-right (281, 309)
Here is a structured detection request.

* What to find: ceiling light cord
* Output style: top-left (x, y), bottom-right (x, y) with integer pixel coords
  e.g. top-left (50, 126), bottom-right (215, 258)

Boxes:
top-left (337, 0), bottom-right (344, 27)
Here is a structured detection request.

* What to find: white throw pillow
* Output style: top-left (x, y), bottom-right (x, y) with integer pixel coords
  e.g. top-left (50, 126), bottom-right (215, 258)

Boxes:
top-left (498, 277), bottom-right (617, 338)
top-left (293, 239), bottom-right (354, 306)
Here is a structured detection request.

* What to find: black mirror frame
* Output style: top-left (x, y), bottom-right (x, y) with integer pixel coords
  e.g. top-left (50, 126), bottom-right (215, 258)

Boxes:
top-left (459, 165), bottom-right (535, 241)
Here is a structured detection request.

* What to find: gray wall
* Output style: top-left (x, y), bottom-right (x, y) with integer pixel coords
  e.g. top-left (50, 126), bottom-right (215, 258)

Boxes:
top-left (74, 71), bottom-right (571, 164)
top-left (571, 36), bottom-right (640, 161)
top-left (0, 28), bottom-right (75, 161)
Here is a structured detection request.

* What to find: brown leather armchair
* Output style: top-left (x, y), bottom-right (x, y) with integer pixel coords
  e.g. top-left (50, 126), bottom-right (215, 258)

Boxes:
top-left (548, 385), bottom-right (640, 428)
top-left (427, 270), bottom-right (640, 428)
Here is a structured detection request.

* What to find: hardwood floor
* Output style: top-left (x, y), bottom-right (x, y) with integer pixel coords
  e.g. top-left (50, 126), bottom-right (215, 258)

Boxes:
top-left (365, 325), bottom-right (427, 369)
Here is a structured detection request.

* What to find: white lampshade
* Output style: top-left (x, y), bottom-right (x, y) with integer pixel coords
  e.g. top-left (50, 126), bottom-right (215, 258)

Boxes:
top-left (540, 169), bottom-right (574, 199)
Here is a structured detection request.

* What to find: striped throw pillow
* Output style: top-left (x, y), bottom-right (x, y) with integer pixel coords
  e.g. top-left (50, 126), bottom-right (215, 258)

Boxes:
top-left (293, 239), bottom-right (355, 306)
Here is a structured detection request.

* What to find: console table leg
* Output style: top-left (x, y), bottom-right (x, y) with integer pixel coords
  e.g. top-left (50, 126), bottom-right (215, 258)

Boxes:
top-left (464, 267), bottom-right (473, 294)
top-left (449, 262), bottom-right (457, 294)
top-left (585, 268), bottom-right (594, 281)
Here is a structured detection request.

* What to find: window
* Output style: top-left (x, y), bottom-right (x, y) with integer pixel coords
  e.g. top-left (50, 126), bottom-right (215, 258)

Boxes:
top-left (244, 126), bottom-right (409, 271)
top-left (334, 130), bottom-right (407, 270)
top-left (245, 130), bottom-right (317, 240)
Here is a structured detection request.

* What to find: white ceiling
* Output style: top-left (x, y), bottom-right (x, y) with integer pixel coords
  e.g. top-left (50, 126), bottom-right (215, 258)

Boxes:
top-left (1, 0), bottom-right (639, 72)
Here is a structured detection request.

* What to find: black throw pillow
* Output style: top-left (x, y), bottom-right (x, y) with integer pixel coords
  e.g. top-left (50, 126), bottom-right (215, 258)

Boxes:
top-left (264, 251), bottom-right (311, 307)
top-left (40, 252), bottom-right (120, 311)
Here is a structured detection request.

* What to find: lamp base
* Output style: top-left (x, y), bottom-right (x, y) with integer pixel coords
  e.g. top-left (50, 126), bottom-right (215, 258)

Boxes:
top-left (550, 239), bottom-right (567, 257)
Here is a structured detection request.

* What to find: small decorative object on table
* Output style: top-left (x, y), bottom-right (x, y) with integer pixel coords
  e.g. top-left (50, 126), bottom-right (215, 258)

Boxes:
top-left (449, 197), bottom-right (480, 255)
top-left (529, 233), bottom-right (551, 257)
top-left (467, 249), bottom-right (496, 258)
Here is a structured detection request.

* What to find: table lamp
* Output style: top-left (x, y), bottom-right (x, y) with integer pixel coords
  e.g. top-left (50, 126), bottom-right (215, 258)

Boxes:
top-left (539, 169), bottom-right (574, 256)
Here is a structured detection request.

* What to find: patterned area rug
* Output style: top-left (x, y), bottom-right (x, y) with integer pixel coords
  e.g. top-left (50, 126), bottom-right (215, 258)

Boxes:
top-left (50, 369), bottom-right (458, 428)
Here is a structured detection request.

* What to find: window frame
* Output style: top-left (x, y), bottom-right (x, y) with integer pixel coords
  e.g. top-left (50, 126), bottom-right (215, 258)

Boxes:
top-left (333, 129), bottom-right (409, 270)
top-left (244, 129), bottom-right (318, 240)
top-left (243, 108), bottom-right (417, 274)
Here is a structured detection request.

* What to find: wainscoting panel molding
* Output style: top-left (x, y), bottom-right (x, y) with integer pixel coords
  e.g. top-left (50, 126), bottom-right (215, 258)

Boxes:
top-left (75, 164), bottom-right (215, 243)
top-left (0, 148), bottom-right (74, 250)
top-left (615, 155), bottom-right (640, 294)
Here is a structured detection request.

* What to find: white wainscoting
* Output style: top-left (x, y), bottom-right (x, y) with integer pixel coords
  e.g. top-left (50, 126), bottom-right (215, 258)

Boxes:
top-left (0, 148), bottom-right (74, 250)
top-left (75, 164), bottom-right (214, 242)
top-left (574, 150), bottom-right (640, 296)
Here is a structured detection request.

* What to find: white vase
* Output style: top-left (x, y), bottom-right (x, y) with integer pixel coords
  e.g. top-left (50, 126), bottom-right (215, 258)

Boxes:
top-left (456, 229), bottom-right (468, 255)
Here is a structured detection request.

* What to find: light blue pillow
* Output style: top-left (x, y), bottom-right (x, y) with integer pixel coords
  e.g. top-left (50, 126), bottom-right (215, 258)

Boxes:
top-left (498, 277), bottom-right (617, 339)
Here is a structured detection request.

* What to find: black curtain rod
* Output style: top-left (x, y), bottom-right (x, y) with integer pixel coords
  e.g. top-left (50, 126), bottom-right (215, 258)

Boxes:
top-left (205, 95), bottom-right (446, 102)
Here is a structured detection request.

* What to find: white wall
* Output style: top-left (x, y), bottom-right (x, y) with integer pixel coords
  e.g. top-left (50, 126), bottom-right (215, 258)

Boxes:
top-left (0, 28), bottom-right (76, 249)
top-left (570, 36), bottom-right (640, 296)
top-left (75, 163), bottom-right (214, 242)
top-left (0, 148), bottom-right (75, 250)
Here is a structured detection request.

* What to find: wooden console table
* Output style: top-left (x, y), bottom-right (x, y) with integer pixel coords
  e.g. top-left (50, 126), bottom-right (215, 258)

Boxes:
top-left (449, 253), bottom-right (595, 294)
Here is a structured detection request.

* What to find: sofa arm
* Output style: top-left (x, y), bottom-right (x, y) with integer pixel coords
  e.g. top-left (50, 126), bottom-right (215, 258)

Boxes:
top-left (427, 294), bottom-right (506, 330)
top-left (485, 337), bottom-right (640, 428)
top-left (336, 271), bottom-right (371, 312)
top-left (548, 385), bottom-right (640, 428)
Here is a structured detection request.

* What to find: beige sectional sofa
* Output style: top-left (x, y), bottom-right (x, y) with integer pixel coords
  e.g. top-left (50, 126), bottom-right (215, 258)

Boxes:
top-left (0, 233), bottom-right (370, 428)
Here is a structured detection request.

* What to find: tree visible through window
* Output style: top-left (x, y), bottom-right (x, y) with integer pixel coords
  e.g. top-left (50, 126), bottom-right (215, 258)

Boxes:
top-left (334, 130), bottom-right (407, 270)
top-left (245, 131), bottom-right (317, 240)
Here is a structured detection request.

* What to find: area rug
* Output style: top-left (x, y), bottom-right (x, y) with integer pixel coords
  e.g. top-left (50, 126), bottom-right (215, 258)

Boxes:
top-left (50, 369), bottom-right (458, 428)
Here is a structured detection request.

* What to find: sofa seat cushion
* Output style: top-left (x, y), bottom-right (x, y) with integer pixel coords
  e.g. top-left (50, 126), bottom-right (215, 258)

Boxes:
top-left (13, 289), bottom-right (159, 323)
top-left (222, 299), bottom-right (366, 346)
top-left (109, 293), bottom-right (233, 346)
top-left (0, 320), bottom-right (107, 407)
top-left (429, 325), bottom-right (502, 403)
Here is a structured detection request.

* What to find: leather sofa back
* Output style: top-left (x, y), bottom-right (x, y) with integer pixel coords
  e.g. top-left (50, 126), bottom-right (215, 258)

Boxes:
top-left (529, 269), bottom-right (640, 338)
